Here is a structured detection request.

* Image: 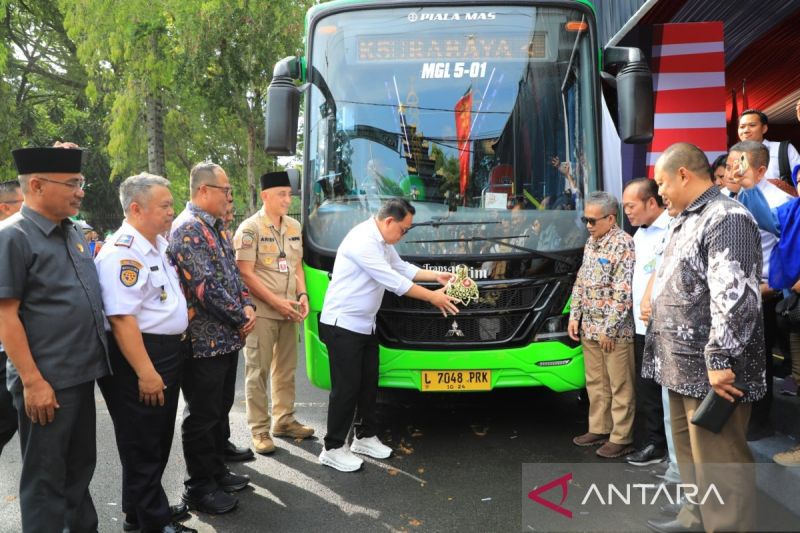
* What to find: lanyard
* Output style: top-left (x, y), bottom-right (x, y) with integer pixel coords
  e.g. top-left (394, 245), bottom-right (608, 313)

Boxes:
top-left (269, 224), bottom-right (286, 258)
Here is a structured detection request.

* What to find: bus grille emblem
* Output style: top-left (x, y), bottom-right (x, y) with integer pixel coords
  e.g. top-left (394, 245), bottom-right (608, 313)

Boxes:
top-left (446, 320), bottom-right (464, 337)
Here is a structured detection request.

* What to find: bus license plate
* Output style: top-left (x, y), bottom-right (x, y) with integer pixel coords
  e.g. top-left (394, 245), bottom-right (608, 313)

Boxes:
top-left (421, 370), bottom-right (491, 391)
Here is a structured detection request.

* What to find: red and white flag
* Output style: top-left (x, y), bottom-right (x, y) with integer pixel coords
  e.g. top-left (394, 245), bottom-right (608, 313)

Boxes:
top-left (647, 22), bottom-right (727, 177)
top-left (454, 87), bottom-right (472, 196)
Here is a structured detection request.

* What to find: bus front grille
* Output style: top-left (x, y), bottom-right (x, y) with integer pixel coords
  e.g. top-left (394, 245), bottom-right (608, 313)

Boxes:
top-left (375, 279), bottom-right (567, 350)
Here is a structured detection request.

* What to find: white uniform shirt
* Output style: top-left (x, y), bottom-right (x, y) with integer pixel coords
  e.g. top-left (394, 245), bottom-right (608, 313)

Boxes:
top-left (632, 210), bottom-right (671, 335)
top-left (751, 179), bottom-right (793, 280)
top-left (95, 221), bottom-right (188, 335)
top-left (762, 139), bottom-right (800, 181)
top-left (320, 217), bottom-right (419, 335)
top-left (170, 201), bottom-right (194, 238)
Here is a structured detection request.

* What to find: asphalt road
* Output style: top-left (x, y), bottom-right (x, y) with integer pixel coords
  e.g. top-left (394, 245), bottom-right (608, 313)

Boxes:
top-left (1, 340), bottom-right (795, 532)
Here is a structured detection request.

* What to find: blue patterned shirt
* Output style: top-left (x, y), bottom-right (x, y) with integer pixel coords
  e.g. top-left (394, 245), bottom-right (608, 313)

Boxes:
top-left (643, 187), bottom-right (766, 402)
top-left (169, 203), bottom-right (252, 358)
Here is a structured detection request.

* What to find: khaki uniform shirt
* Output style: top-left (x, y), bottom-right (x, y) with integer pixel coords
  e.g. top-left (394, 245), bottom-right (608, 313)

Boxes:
top-left (234, 211), bottom-right (302, 320)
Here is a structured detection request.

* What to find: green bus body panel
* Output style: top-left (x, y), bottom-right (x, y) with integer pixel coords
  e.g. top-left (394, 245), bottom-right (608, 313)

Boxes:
top-left (303, 264), bottom-right (585, 392)
top-left (299, 0), bottom-right (597, 392)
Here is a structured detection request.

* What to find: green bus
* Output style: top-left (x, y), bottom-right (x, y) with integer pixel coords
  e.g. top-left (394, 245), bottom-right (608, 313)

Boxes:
top-left (264, 0), bottom-right (653, 393)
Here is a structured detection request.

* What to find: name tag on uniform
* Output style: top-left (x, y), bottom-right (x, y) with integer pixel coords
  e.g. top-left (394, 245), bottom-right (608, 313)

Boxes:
top-left (278, 256), bottom-right (289, 273)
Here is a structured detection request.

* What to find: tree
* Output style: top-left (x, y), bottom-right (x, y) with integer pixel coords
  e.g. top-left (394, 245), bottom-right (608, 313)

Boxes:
top-left (61, 0), bottom-right (173, 178)
top-left (172, 0), bottom-right (310, 211)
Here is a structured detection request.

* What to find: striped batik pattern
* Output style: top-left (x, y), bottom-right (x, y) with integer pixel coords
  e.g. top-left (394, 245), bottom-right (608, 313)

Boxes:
top-left (647, 22), bottom-right (728, 177)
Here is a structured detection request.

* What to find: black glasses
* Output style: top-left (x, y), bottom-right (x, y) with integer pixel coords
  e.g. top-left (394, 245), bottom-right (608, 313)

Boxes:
top-left (580, 214), bottom-right (611, 226)
top-left (206, 184), bottom-right (233, 196)
top-left (35, 176), bottom-right (86, 191)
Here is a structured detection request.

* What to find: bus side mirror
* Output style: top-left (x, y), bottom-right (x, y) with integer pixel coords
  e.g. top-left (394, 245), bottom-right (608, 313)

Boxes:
top-left (604, 46), bottom-right (654, 144)
top-left (265, 56), bottom-right (302, 155)
top-left (287, 168), bottom-right (301, 195)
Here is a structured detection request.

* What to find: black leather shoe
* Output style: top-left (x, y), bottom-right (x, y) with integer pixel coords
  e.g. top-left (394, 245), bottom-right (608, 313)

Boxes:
top-left (169, 502), bottom-right (190, 521)
top-left (123, 503), bottom-right (192, 531)
top-left (224, 440), bottom-right (255, 462)
top-left (144, 522), bottom-right (198, 533)
top-left (646, 518), bottom-right (704, 532)
top-left (181, 489), bottom-right (238, 515)
top-left (626, 444), bottom-right (667, 466)
top-left (218, 469), bottom-right (250, 492)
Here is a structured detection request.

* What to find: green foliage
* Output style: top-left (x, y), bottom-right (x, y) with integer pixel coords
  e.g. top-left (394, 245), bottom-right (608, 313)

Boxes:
top-left (1, 0), bottom-right (312, 222)
top-left (432, 145), bottom-right (460, 196)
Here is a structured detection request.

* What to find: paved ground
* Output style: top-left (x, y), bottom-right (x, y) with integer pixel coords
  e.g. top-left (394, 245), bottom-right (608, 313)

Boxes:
top-left (1, 341), bottom-right (797, 532)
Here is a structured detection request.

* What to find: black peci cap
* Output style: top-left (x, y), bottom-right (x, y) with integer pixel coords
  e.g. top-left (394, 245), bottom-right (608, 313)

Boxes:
top-left (260, 171), bottom-right (291, 190)
top-left (12, 147), bottom-right (84, 175)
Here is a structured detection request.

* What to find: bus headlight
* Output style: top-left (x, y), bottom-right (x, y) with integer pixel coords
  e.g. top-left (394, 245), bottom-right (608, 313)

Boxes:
top-left (533, 315), bottom-right (577, 346)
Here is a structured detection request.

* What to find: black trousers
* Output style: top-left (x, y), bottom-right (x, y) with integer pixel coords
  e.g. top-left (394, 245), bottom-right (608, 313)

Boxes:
top-left (751, 297), bottom-right (778, 429)
top-left (12, 380), bottom-right (97, 533)
top-left (320, 323), bottom-right (380, 450)
top-left (181, 350), bottom-right (238, 495)
top-left (98, 334), bottom-right (184, 530)
top-left (0, 351), bottom-right (19, 456)
top-left (633, 334), bottom-right (666, 449)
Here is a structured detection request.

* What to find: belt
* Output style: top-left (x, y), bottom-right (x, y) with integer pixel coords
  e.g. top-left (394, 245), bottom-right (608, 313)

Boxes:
top-left (141, 332), bottom-right (188, 343)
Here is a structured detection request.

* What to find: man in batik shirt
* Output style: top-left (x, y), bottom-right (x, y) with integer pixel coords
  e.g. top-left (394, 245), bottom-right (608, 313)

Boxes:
top-left (644, 143), bottom-right (764, 533)
top-left (568, 191), bottom-right (636, 459)
top-left (169, 162), bottom-right (256, 515)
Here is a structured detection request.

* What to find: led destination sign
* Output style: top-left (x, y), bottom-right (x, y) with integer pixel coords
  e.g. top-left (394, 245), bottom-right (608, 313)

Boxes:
top-left (356, 33), bottom-right (546, 62)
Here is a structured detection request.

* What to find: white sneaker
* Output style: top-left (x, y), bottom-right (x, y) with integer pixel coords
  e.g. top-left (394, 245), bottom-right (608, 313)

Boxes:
top-left (350, 435), bottom-right (392, 459)
top-left (319, 446), bottom-right (363, 472)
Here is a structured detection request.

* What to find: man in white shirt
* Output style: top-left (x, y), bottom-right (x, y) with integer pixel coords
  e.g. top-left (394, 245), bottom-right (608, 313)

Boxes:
top-left (318, 198), bottom-right (460, 472)
top-left (722, 150), bottom-right (744, 199)
top-left (738, 109), bottom-right (800, 185)
top-left (94, 173), bottom-right (194, 532)
top-left (730, 141), bottom-right (794, 280)
top-left (621, 178), bottom-right (671, 468)
top-left (729, 140), bottom-right (793, 441)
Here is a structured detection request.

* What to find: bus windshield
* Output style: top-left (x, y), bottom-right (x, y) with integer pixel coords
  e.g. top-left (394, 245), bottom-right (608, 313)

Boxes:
top-left (305, 5), bottom-right (598, 257)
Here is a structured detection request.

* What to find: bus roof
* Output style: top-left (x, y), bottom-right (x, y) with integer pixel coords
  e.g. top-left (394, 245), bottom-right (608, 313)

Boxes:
top-left (307, 0), bottom-right (596, 27)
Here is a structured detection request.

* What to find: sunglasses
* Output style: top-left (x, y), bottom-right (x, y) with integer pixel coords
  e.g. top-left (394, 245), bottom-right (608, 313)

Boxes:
top-left (580, 214), bottom-right (611, 226)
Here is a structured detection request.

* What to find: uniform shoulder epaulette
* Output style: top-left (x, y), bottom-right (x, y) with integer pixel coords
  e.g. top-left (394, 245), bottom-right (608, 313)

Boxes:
top-left (115, 234), bottom-right (134, 248)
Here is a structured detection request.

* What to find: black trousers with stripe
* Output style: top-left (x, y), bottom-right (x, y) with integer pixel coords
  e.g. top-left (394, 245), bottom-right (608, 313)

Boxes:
top-left (99, 333), bottom-right (184, 530)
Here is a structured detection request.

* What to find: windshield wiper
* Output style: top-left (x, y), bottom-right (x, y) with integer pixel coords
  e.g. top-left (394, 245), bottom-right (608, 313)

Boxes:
top-left (411, 216), bottom-right (500, 229)
top-left (404, 235), bottom-right (578, 267)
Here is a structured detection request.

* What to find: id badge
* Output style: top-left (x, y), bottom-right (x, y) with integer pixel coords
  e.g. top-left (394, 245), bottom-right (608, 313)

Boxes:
top-left (278, 256), bottom-right (289, 273)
